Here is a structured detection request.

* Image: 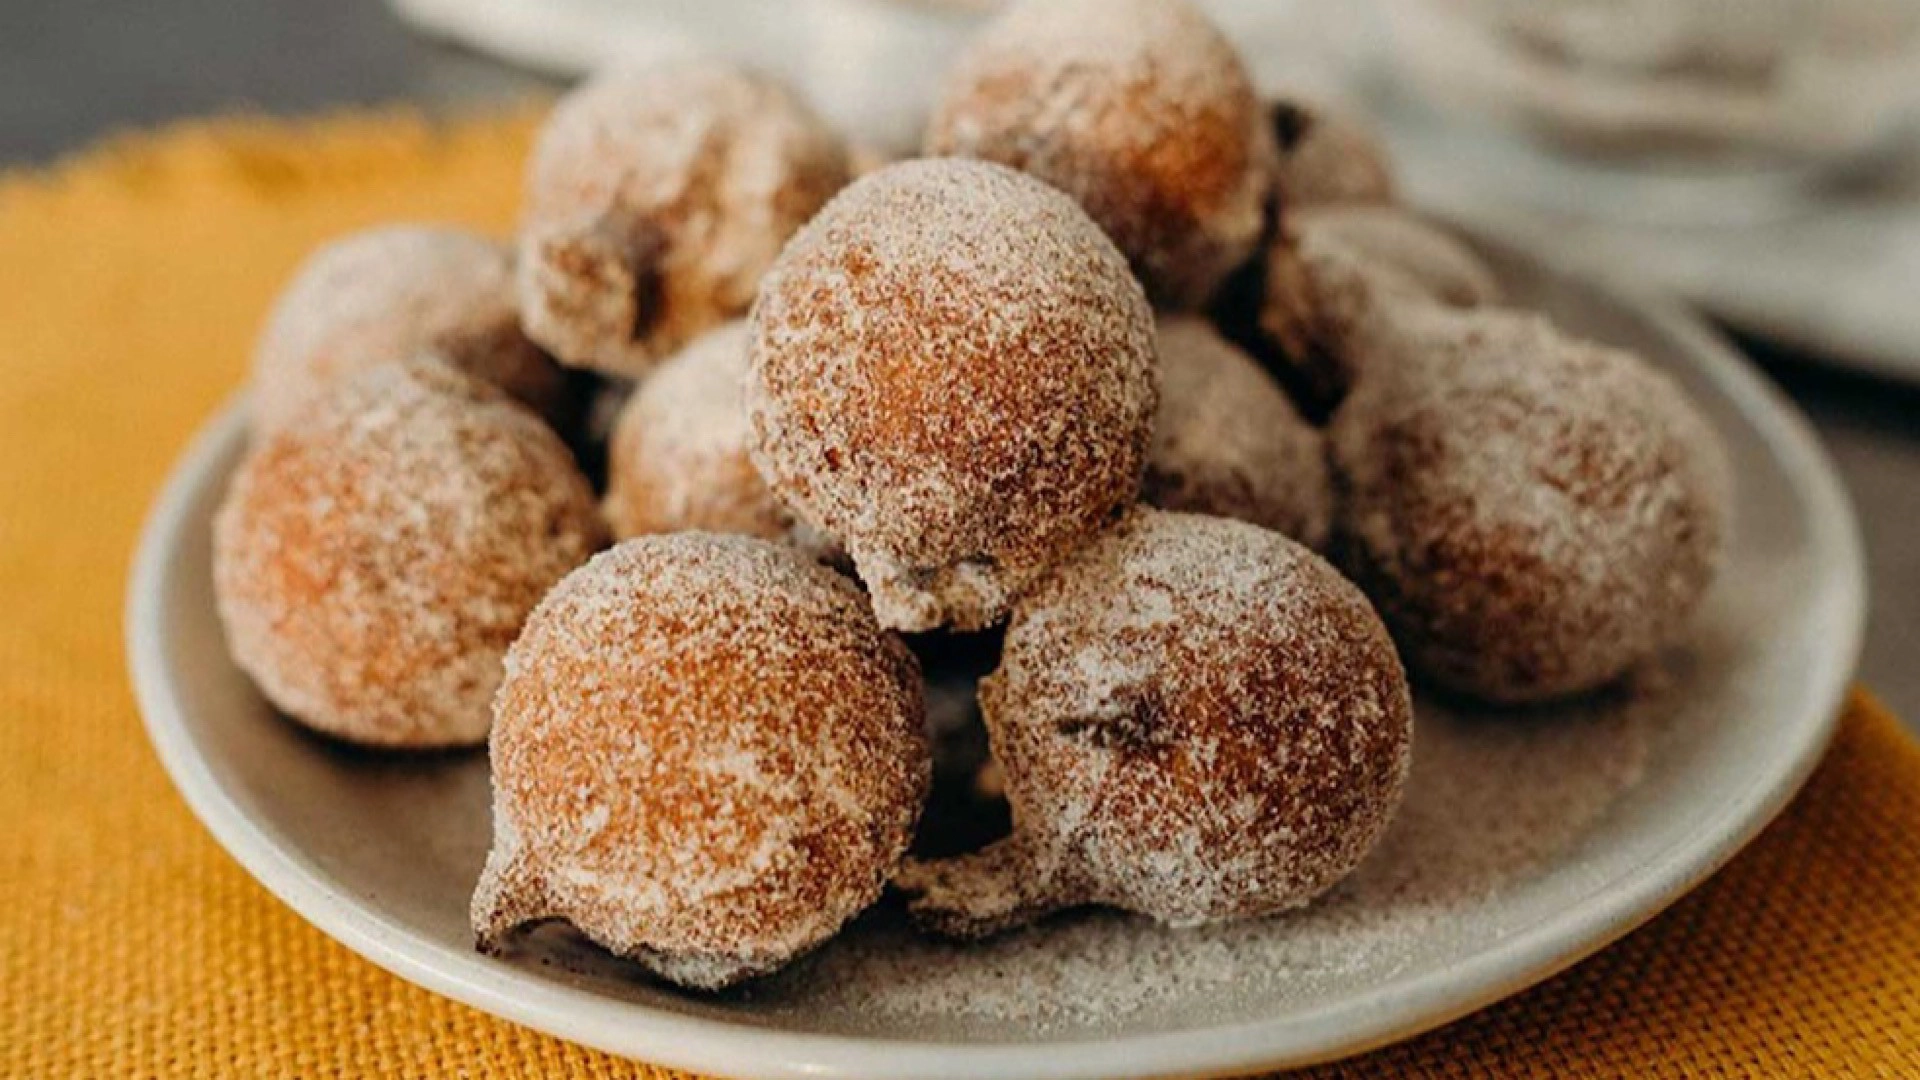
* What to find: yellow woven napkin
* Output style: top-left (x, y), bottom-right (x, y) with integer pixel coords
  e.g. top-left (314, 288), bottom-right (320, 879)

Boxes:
top-left (1, 110), bottom-right (1915, 1078)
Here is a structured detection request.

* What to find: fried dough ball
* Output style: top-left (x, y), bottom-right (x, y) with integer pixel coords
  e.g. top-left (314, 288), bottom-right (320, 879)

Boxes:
top-left (214, 356), bottom-right (603, 748)
top-left (602, 322), bottom-right (842, 558)
top-left (1328, 310), bottom-right (1730, 704)
top-left (1147, 316), bottom-right (1331, 547)
top-left (603, 322), bottom-right (793, 541)
top-left (471, 534), bottom-right (929, 990)
top-left (1237, 205), bottom-right (1502, 416)
top-left (250, 226), bottom-right (569, 434)
top-left (519, 61), bottom-right (851, 378)
top-left (925, 0), bottom-right (1273, 308)
top-left (748, 158), bottom-right (1157, 632)
top-left (1267, 98), bottom-right (1398, 209)
top-left (897, 509), bottom-right (1413, 936)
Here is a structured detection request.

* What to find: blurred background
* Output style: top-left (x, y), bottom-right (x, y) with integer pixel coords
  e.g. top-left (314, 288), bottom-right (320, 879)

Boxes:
top-left (5, 0), bottom-right (1916, 718)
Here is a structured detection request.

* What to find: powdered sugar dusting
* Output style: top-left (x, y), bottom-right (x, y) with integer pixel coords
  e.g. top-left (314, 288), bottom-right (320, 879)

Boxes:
top-left (926, 0), bottom-right (1272, 307)
top-left (1145, 317), bottom-right (1331, 548)
top-left (747, 158), bottom-right (1157, 632)
top-left (1329, 308), bottom-right (1731, 703)
top-left (603, 321), bottom-right (804, 548)
top-left (251, 225), bottom-right (566, 433)
top-left (1254, 206), bottom-right (1502, 412)
top-left (754, 662), bottom-right (1665, 1031)
top-left (518, 61), bottom-right (852, 377)
top-left (898, 509), bottom-right (1412, 935)
top-left (474, 534), bottom-right (929, 990)
top-left (215, 355), bottom-right (602, 747)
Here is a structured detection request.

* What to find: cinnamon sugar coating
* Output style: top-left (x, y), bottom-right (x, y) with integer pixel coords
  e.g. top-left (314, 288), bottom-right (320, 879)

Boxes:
top-left (471, 535), bottom-right (929, 989)
top-left (1147, 316), bottom-right (1331, 547)
top-left (925, 0), bottom-right (1273, 308)
top-left (603, 321), bottom-right (802, 547)
top-left (898, 509), bottom-right (1412, 937)
top-left (1267, 98), bottom-right (1398, 209)
top-left (250, 225), bottom-right (569, 434)
top-left (1237, 205), bottom-right (1502, 416)
top-left (519, 62), bottom-right (852, 378)
top-left (214, 356), bottom-right (603, 748)
top-left (747, 158), bottom-right (1157, 632)
top-left (1328, 310), bottom-right (1730, 704)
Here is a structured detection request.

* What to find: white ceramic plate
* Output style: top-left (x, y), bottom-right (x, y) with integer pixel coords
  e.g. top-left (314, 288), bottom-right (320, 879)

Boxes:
top-left (129, 238), bottom-right (1864, 1079)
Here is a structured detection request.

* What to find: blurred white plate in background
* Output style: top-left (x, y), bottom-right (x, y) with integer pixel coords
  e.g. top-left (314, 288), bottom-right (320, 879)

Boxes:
top-left (1387, 143), bottom-right (1920, 384)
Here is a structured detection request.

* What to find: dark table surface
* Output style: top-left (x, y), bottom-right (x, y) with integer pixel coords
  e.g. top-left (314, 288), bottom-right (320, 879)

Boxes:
top-left (9, 0), bottom-right (1916, 723)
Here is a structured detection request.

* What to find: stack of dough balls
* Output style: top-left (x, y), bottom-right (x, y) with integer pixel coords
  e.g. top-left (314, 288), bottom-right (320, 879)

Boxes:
top-left (208, 0), bottom-right (1732, 994)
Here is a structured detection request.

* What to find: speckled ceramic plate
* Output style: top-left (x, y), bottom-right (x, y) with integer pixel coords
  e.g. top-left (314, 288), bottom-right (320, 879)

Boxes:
top-left (129, 235), bottom-right (1863, 1079)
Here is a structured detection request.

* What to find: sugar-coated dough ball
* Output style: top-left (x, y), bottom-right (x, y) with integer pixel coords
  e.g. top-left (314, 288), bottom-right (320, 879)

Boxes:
top-left (748, 158), bottom-right (1158, 633)
top-left (602, 322), bottom-right (843, 558)
top-left (519, 62), bottom-right (851, 378)
top-left (1329, 310), bottom-right (1730, 703)
top-left (1147, 317), bottom-right (1331, 547)
top-left (898, 509), bottom-right (1413, 936)
top-left (471, 534), bottom-right (929, 990)
top-left (251, 226), bottom-right (568, 434)
top-left (603, 322), bottom-right (799, 545)
top-left (926, 0), bottom-right (1273, 308)
top-left (1247, 205), bottom-right (1502, 415)
top-left (1268, 98), bottom-right (1398, 209)
top-left (214, 356), bottom-right (603, 747)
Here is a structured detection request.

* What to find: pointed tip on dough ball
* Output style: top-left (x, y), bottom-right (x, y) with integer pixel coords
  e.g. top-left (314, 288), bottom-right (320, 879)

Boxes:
top-left (899, 509), bottom-right (1412, 936)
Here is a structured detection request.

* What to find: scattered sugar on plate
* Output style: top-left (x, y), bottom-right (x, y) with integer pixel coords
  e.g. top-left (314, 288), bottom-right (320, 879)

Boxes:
top-left (738, 667), bottom-right (1667, 1034)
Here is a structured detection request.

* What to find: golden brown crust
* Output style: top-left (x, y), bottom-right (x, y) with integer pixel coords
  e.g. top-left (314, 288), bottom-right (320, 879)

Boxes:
top-left (214, 356), bottom-right (603, 747)
top-left (472, 534), bottom-right (929, 989)
top-left (747, 159), bottom-right (1157, 632)
top-left (1251, 206), bottom-right (1503, 416)
top-left (926, 0), bottom-right (1272, 308)
top-left (1145, 317), bottom-right (1331, 547)
top-left (1328, 310), bottom-right (1730, 703)
top-left (898, 509), bottom-right (1413, 935)
top-left (250, 226), bottom-right (569, 435)
top-left (602, 321), bottom-right (798, 544)
top-left (518, 62), bottom-right (852, 378)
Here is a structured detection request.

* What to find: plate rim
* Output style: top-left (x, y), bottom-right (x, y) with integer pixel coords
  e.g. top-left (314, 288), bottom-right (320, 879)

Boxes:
top-left (127, 245), bottom-right (1866, 1080)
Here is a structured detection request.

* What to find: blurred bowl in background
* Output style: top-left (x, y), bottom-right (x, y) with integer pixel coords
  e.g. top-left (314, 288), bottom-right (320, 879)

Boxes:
top-left (1374, 0), bottom-right (1920, 222)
